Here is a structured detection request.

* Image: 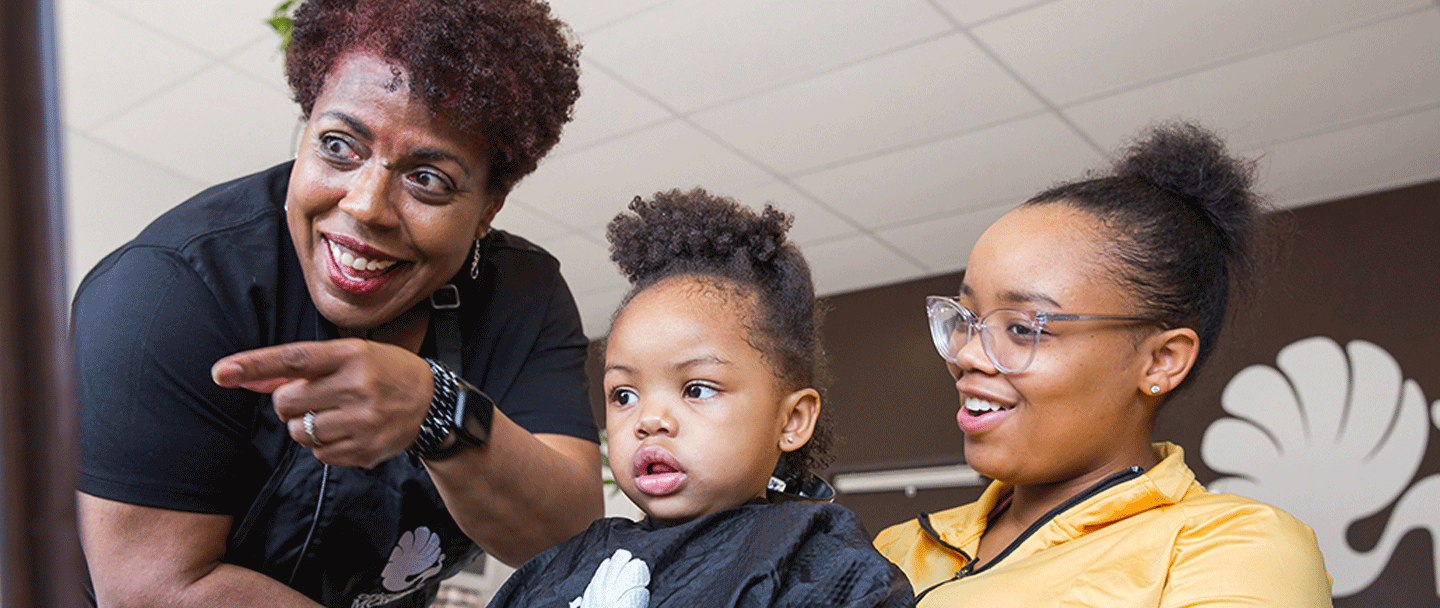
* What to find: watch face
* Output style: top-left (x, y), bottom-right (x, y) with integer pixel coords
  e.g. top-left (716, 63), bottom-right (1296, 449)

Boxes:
top-left (454, 386), bottom-right (492, 446)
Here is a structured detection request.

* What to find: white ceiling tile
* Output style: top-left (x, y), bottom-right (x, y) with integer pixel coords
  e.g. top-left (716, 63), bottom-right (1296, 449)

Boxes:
top-left (875, 203), bottom-right (1015, 276)
top-left (794, 113), bottom-right (1103, 229)
top-left (1066, 11), bottom-right (1440, 152)
top-left (90, 64), bottom-right (302, 185)
top-left (63, 129), bottom-right (210, 294)
top-left (89, 0), bottom-right (281, 58)
top-left (1257, 106), bottom-right (1440, 209)
top-left (490, 201), bottom-right (573, 244)
top-left (544, 0), bottom-right (675, 33)
top-left (693, 33), bottom-right (1043, 175)
top-left (508, 121), bottom-right (773, 230)
top-left (933, 0), bottom-right (1054, 25)
top-left (58, 0), bottom-right (1440, 308)
top-left (558, 61), bottom-right (672, 151)
top-left (226, 35), bottom-right (290, 95)
top-left (801, 234), bottom-right (928, 297)
top-left (541, 234), bottom-right (629, 300)
top-left (977, 0), bottom-right (1430, 105)
top-left (576, 286), bottom-right (627, 339)
top-left (581, 0), bottom-right (952, 112)
top-left (58, 0), bottom-right (211, 130)
top-left (730, 181), bottom-right (858, 247)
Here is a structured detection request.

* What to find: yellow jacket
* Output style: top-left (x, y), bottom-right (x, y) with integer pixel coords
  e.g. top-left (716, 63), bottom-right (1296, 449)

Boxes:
top-left (875, 444), bottom-right (1332, 607)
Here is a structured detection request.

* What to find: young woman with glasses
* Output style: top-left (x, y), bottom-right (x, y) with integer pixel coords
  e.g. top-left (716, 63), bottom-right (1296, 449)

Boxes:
top-left (875, 121), bottom-right (1333, 606)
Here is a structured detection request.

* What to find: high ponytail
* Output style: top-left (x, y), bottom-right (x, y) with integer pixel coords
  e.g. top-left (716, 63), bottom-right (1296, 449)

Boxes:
top-left (1025, 120), bottom-right (1267, 381)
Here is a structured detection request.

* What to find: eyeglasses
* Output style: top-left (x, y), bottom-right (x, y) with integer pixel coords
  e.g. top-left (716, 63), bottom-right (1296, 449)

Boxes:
top-left (926, 295), bottom-right (1161, 374)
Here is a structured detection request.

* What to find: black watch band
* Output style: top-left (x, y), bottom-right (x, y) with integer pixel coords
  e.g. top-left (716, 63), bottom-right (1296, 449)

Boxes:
top-left (409, 358), bottom-right (494, 461)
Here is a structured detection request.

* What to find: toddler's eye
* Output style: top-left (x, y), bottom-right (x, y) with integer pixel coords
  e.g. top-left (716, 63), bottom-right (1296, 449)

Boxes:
top-left (611, 388), bottom-right (638, 406)
top-left (684, 384), bottom-right (717, 399)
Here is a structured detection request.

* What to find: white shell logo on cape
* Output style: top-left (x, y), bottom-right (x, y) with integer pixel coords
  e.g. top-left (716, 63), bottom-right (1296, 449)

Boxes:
top-left (381, 526), bottom-right (446, 592)
top-left (1201, 337), bottom-right (1440, 598)
top-left (570, 548), bottom-right (650, 608)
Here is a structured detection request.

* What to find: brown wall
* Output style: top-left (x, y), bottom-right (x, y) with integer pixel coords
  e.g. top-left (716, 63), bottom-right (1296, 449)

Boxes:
top-left (1155, 180), bottom-right (1440, 606)
top-left (585, 179), bottom-right (1440, 605)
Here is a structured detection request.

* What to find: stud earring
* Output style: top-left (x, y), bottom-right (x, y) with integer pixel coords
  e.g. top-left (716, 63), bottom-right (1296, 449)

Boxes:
top-left (1150, 385), bottom-right (1162, 394)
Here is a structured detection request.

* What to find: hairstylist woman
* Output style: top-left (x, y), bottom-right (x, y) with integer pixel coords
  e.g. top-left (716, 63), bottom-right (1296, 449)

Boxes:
top-left (875, 122), bottom-right (1332, 606)
top-left (72, 1), bottom-right (601, 606)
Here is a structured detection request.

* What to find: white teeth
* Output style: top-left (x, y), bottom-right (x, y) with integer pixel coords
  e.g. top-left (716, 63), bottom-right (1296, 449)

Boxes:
top-left (328, 240), bottom-right (396, 274)
top-left (964, 397), bottom-right (1008, 414)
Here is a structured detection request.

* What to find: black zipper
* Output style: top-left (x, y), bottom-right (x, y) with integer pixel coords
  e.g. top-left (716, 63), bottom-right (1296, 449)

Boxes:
top-left (914, 466), bottom-right (1143, 602)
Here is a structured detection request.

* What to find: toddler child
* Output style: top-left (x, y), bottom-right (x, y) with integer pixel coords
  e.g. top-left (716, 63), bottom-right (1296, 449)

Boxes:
top-left (487, 189), bottom-right (914, 608)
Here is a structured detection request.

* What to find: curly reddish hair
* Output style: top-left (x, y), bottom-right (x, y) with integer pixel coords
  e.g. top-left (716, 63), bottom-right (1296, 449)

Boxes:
top-left (286, 0), bottom-right (581, 196)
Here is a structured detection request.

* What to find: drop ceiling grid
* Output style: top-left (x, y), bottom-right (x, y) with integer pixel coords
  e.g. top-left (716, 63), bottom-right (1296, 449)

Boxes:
top-left (533, 0), bottom-right (1440, 331)
top-left (53, 0), bottom-right (1440, 335)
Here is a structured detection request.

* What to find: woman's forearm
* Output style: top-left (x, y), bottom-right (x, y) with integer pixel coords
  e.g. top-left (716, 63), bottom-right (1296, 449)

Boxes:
top-left (423, 411), bottom-right (603, 566)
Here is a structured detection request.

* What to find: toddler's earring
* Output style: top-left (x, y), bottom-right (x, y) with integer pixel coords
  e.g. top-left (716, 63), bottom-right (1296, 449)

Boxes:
top-left (1150, 385), bottom-right (1162, 394)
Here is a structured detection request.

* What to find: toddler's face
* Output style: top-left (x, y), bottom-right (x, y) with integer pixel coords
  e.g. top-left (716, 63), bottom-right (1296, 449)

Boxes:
top-left (603, 277), bottom-right (809, 526)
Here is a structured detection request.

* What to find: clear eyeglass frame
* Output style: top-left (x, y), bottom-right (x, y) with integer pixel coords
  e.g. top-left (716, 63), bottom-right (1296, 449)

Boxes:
top-left (925, 295), bottom-right (1161, 374)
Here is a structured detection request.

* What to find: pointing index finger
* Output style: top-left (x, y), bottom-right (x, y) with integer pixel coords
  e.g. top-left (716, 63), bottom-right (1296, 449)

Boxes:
top-left (212, 341), bottom-right (340, 393)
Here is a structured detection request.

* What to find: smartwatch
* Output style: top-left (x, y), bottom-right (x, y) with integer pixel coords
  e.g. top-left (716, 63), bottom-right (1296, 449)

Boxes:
top-left (447, 378), bottom-right (494, 451)
top-left (410, 359), bottom-right (494, 460)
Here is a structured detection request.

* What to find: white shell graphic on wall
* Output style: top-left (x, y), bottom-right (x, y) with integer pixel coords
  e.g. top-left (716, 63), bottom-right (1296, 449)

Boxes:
top-left (1201, 337), bottom-right (1440, 598)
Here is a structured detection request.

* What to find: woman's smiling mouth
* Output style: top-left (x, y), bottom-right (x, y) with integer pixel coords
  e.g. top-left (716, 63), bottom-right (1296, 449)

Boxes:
top-left (324, 235), bottom-right (403, 294)
top-left (957, 395), bottom-right (1015, 435)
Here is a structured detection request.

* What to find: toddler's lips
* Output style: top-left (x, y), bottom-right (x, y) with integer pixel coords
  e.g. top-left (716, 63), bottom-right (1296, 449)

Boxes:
top-left (632, 446), bottom-right (687, 497)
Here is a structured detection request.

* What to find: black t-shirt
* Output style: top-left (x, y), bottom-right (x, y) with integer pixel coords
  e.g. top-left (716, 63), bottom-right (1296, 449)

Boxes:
top-left (488, 500), bottom-right (916, 607)
top-left (73, 162), bottom-right (598, 607)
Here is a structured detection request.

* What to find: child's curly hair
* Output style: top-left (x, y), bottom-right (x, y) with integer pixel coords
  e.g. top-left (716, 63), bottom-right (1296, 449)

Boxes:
top-left (285, 0), bottom-right (581, 196)
top-left (607, 188), bottom-right (836, 486)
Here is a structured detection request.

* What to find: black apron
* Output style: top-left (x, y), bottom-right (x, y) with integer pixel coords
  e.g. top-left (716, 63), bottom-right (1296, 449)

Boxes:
top-left (224, 296), bottom-right (481, 608)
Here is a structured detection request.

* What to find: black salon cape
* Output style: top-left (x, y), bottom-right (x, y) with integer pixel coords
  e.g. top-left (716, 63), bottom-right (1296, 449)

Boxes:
top-left (488, 500), bottom-right (915, 608)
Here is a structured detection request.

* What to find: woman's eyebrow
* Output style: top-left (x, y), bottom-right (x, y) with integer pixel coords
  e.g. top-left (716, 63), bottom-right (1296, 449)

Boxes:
top-left (962, 283), bottom-right (1063, 309)
top-left (321, 110), bottom-right (372, 140)
top-left (411, 148), bottom-right (472, 180)
top-left (1001, 289), bottom-right (1062, 309)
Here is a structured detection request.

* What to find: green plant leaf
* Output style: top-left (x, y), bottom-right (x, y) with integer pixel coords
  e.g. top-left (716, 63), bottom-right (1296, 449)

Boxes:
top-left (267, 0), bottom-right (299, 53)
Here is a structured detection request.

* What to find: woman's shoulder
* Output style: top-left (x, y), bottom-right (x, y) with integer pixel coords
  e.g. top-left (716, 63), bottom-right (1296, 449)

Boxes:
top-left (129, 162), bottom-right (292, 251)
top-left (1173, 487), bottom-right (1320, 540)
top-left (75, 163), bottom-right (303, 347)
top-left (81, 163), bottom-right (292, 293)
top-left (1161, 490), bottom-right (1334, 603)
